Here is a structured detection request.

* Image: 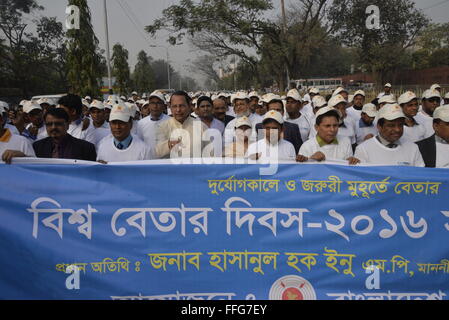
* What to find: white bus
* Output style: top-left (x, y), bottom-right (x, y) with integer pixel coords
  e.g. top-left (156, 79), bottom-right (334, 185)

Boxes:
top-left (294, 78), bottom-right (343, 93)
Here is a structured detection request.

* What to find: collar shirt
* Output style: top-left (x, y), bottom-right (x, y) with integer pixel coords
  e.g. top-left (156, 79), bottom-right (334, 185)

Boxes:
top-left (298, 135), bottom-right (353, 161)
top-left (354, 136), bottom-right (424, 167)
top-left (247, 138), bottom-right (296, 162)
top-left (285, 113), bottom-right (312, 143)
top-left (68, 118), bottom-right (97, 145)
top-left (155, 116), bottom-right (209, 159)
top-left (415, 111), bottom-right (435, 139)
top-left (0, 129), bottom-right (36, 158)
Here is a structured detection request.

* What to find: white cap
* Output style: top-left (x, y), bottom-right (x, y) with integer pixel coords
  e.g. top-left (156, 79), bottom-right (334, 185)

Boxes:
top-left (106, 95), bottom-right (120, 105)
top-left (445, 92), bottom-right (449, 99)
top-left (89, 100), bottom-right (105, 110)
top-left (109, 104), bottom-right (132, 122)
top-left (148, 90), bottom-right (166, 103)
top-left (231, 92), bottom-right (249, 103)
top-left (315, 106), bottom-right (341, 123)
top-left (235, 116), bottom-right (252, 128)
top-left (266, 94), bottom-right (283, 105)
top-left (312, 95), bottom-right (327, 108)
top-left (328, 94), bottom-right (347, 108)
top-left (286, 89), bottom-right (302, 102)
top-left (354, 90), bottom-right (366, 97)
top-left (430, 84), bottom-right (441, 91)
top-left (125, 102), bottom-right (138, 117)
top-left (142, 93), bottom-right (148, 99)
top-left (377, 104), bottom-right (405, 121)
top-left (263, 110), bottom-right (284, 125)
top-left (248, 91), bottom-right (260, 99)
top-left (81, 99), bottom-right (90, 107)
top-left (23, 101), bottom-right (42, 114)
top-left (433, 105), bottom-right (449, 122)
top-left (19, 100), bottom-right (28, 106)
top-left (362, 103), bottom-right (377, 118)
top-left (104, 103), bottom-right (113, 110)
top-left (0, 101), bottom-right (8, 110)
top-left (332, 87), bottom-right (347, 97)
top-left (120, 96), bottom-right (127, 102)
top-left (84, 96), bottom-right (91, 101)
top-left (398, 91), bottom-right (417, 105)
top-left (379, 94), bottom-right (396, 105)
top-left (37, 98), bottom-right (51, 105)
top-left (348, 95), bottom-right (354, 103)
top-left (309, 87), bottom-right (320, 95)
top-left (384, 83), bottom-right (392, 88)
top-left (422, 89), bottom-right (441, 100)
top-left (131, 91), bottom-right (138, 96)
top-left (136, 99), bottom-right (146, 105)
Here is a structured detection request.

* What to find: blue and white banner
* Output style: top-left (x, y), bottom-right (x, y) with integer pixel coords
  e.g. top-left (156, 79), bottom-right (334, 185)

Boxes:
top-left (1, 162), bottom-right (448, 300)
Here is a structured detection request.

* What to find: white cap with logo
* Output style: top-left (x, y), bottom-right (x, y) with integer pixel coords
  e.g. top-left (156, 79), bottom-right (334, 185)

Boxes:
top-left (377, 104), bottom-right (405, 121)
top-left (362, 103), bottom-right (378, 118)
top-left (332, 87), bottom-right (347, 97)
top-left (149, 90), bottom-right (166, 103)
top-left (398, 91), bottom-right (417, 105)
top-left (315, 106), bottom-right (341, 123)
top-left (430, 84), bottom-right (441, 91)
top-left (384, 83), bottom-right (392, 88)
top-left (109, 104), bottom-right (132, 122)
top-left (354, 90), bottom-right (366, 97)
top-left (312, 96), bottom-right (327, 108)
top-left (235, 116), bottom-right (252, 129)
top-left (23, 101), bottom-right (42, 114)
top-left (231, 92), bottom-right (249, 103)
top-left (309, 87), bottom-right (320, 95)
top-left (433, 105), bottom-right (449, 122)
top-left (286, 89), bottom-right (302, 102)
top-left (263, 110), bottom-right (284, 125)
top-left (266, 94), bottom-right (283, 105)
top-left (379, 94), bottom-right (396, 105)
top-left (422, 89), bottom-right (441, 100)
top-left (89, 100), bottom-right (105, 110)
top-left (248, 91), bottom-right (260, 99)
top-left (328, 94), bottom-right (347, 108)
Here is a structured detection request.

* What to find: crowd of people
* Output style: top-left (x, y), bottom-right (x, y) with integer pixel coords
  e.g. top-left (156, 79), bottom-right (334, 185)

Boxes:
top-left (1, 83), bottom-right (448, 168)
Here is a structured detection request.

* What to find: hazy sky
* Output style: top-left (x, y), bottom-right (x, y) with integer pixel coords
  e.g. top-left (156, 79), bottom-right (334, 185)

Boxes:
top-left (29, 0), bottom-right (449, 85)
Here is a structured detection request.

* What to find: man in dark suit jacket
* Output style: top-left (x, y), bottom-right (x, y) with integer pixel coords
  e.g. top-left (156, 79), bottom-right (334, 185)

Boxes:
top-left (416, 135), bottom-right (437, 168)
top-left (33, 108), bottom-right (97, 161)
top-left (255, 95), bottom-right (303, 154)
top-left (416, 106), bottom-right (449, 168)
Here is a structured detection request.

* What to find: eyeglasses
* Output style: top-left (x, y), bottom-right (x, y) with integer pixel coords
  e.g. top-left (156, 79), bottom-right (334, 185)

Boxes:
top-left (45, 121), bottom-right (65, 127)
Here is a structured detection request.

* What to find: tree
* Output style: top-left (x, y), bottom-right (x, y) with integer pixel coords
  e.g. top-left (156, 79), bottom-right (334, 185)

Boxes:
top-left (151, 59), bottom-right (175, 89)
top-left (411, 23), bottom-right (449, 69)
top-left (66, 0), bottom-right (104, 97)
top-left (132, 50), bottom-right (155, 93)
top-left (111, 43), bottom-right (131, 95)
top-left (328, 0), bottom-right (430, 83)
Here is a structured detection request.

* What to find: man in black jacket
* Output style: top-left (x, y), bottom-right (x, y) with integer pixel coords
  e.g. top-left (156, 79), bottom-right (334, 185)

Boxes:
top-left (255, 94), bottom-right (303, 154)
top-left (33, 108), bottom-right (97, 161)
top-left (416, 105), bottom-right (449, 168)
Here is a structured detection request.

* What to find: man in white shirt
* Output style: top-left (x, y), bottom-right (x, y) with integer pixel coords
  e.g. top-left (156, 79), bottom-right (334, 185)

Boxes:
top-left (398, 91), bottom-right (426, 143)
top-left (195, 96), bottom-right (225, 135)
top-left (297, 106), bottom-right (359, 165)
top-left (377, 83), bottom-right (392, 99)
top-left (1, 105), bottom-right (36, 164)
top-left (346, 90), bottom-right (366, 123)
top-left (89, 100), bottom-right (110, 145)
top-left (97, 104), bottom-right (152, 163)
top-left (137, 91), bottom-right (170, 154)
top-left (21, 101), bottom-right (48, 142)
top-left (58, 94), bottom-right (97, 144)
top-left (248, 110), bottom-right (296, 162)
top-left (355, 104), bottom-right (424, 167)
top-left (355, 103), bottom-right (378, 145)
top-left (284, 89), bottom-right (312, 143)
top-left (224, 92), bottom-right (259, 145)
top-left (415, 89), bottom-right (441, 139)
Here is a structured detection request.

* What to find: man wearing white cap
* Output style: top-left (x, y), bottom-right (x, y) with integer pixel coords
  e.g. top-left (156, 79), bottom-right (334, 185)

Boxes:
top-left (415, 89), bottom-right (442, 139)
top-left (224, 92), bottom-right (259, 145)
top-left (131, 91), bottom-right (139, 103)
top-left (398, 91), bottom-right (426, 143)
top-left (97, 104), bottom-right (152, 163)
top-left (284, 89), bottom-right (313, 143)
top-left (248, 91), bottom-right (260, 115)
top-left (137, 91), bottom-right (169, 153)
top-left (297, 107), bottom-right (357, 164)
top-left (155, 91), bottom-right (208, 159)
top-left (416, 105), bottom-right (449, 168)
top-left (247, 110), bottom-right (296, 162)
top-left (354, 104), bottom-right (424, 166)
top-left (0, 105), bottom-right (35, 164)
top-left (378, 94), bottom-right (396, 109)
top-left (256, 94), bottom-right (303, 154)
top-left (309, 95), bottom-right (357, 146)
top-left (89, 100), bottom-right (110, 145)
top-left (302, 87), bottom-right (319, 117)
top-left (332, 87), bottom-right (349, 101)
top-left (377, 83), bottom-right (392, 99)
top-left (58, 94), bottom-right (97, 145)
top-left (21, 101), bottom-right (48, 142)
top-left (224, 116), bottom-right (252, 158)
top-left (346, 90), bottom-right (366, 122)
top-left (355, 103), bottom-right (378, 145)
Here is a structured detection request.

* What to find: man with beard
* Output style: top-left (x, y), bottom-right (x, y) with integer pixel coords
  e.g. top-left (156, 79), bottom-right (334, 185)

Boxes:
top-left (346, 90), bottom-right (366, 122)
top-left (33, 108), bottom-right (96, 161)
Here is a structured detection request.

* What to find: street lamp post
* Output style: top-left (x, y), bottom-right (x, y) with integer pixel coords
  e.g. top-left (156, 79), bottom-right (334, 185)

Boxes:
top-left (150, 45), bottom-right (170, 90)
top-left (103, 0), bottom-right (113, 94)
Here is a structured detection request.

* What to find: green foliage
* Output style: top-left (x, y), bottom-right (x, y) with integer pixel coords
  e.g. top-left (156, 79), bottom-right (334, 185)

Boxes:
top-left (132, 51), bottom-right (155, 93)
top-left (66, 0), bottom-right (104, 97)
top-left (111, 43), bottom-right (131, 95)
